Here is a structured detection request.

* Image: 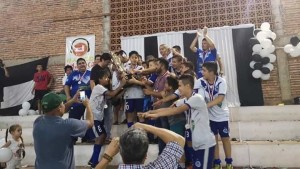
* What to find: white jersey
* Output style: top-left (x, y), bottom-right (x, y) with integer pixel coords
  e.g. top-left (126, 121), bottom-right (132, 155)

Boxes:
top-left (124, 64), bottom-right (144, 99)
top-left (6, 139), bottom-right (24, 169)
top-left (197, 76), bottom-right (230, 122)
top-left (90, 84), bottom-right (108, 121)
top-left (176, 94), bottom-right (216, 150)
top-left (112, 71), bottom-right (120, 90)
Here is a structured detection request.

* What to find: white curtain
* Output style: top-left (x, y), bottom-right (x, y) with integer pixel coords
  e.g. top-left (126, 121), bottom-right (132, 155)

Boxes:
top-left (1, 81), bottom-right (34, 108)
top-left (156, 33), bottom-right (184, 57)
top-left (120, 36), bottom-right (145, 60)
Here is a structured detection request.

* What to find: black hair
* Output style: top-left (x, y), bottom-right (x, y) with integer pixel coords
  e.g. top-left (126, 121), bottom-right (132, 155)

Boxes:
top-left (95, 54), bottom-right (102, 60)
top-left (202, 61), bottom-right (218, 75)
top-left (182, 61), bottom-right (194, 71)
top-left (178, 74), bottom-right (194, 89)
top-left (129, 51), bottom-right (139, 58)
top-left (166, 76), bottom-right (179, 91)
top-left (142, 61), bottom-right (148, 67)
top-left (76, 58), bottom-right (86, 64)
top-left (64, 65), bottom-right (73, 73)
top-left (158, 58), bottom-right (169, 71)
top-left (202, 38), bottom-right (207, 42)
top-left (100, 53), bottom-right (112, 61)
top-left (172, 45), bottom-right (181, 52)
top-left (172, 55), bottom-right (183, 62)
top-left (96, 70), bottom-right (109, 84)
top-left (120, 128), bottom-right (149, 164)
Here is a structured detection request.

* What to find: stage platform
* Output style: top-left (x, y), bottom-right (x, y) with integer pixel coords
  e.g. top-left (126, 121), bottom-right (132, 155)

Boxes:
top-left (1, 105), bottom-right (300, 167)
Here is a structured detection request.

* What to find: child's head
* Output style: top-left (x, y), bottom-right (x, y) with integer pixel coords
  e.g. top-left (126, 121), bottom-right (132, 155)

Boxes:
top-left (180, 61), bottom-right (194, 75)
top-left (137, 55), bottom-right (143, 66)
top-left (172, 45), bottom-right (181, 53)
top-left (202, 38), bottom-right (209, 51)
top-left (64, 65), bottom-right (73, 76)
top-left (142, 62), bottom-right (148, 69)
top-left (97, 70), bottom-right (110, 86)
top-left (164, 76), bottom-right (178, 92)
top-left (202, 61), bottom-right (218, 79)
top-left (148, 59), bottom-right (157, 69)
top-left (36, 64), bottom-right (43, 72)
top-left (6, 124), bottom-right (22, 141)
top-left (178, 75), bottom-right (194, 96)
top-left (171, 55), bottom-right (183, 70)
top-left (129, 51), bottom-right (139, 65)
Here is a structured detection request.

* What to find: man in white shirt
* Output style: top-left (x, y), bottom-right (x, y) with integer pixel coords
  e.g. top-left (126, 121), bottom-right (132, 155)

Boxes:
top-left (198, 61), bottom-right (233, 169)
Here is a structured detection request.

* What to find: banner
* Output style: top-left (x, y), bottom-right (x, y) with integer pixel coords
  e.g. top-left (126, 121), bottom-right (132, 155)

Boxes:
top-left (65, 35), bottom-right (95, 70)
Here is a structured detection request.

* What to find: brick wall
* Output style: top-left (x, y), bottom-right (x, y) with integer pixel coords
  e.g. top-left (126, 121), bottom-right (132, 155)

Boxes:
top-left (282, 0), bottom-right (300, 101)
top-left (0, 0), bottom-right (104, 91)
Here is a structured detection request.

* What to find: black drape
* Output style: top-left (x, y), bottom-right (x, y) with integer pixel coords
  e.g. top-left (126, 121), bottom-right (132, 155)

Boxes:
top-left (232, 27), bottom-right (264, 106)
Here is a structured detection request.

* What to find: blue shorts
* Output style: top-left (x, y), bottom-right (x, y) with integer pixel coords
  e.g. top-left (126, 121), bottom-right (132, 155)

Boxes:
top-left (125, 98), bottom-right (144, 113)
top-left (85, 120), bottom-right (106, 140)
top-left (209, 120), bottom-right (230, 137)
top-left (193, 146), bottom-right (215, 169)
top-left (185, 129), bottom-right (192, 142)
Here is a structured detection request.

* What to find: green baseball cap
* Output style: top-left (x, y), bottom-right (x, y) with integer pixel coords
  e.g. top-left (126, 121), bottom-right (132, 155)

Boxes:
top-left (41, 93), bottom-right (66, 112)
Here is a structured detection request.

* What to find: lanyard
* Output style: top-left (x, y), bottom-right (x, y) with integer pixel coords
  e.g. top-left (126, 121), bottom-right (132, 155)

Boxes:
top-left (185, 92), bottom-right (195, 126)
top-left (207, 77), bottom-right (217, 101)
top-left (78, 70), bottom-right (87, 83)
top-left (154, 71), bottom-right (168, 91)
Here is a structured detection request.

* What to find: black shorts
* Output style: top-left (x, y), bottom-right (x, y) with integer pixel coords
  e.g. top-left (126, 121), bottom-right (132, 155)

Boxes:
top-left (111, 98), bottom-right (122, 106)
top-left (34, 90), bottom-right (49, 100)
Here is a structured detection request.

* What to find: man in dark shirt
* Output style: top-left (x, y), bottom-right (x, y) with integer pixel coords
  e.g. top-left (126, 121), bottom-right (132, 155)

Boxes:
top-left (0, 59), bottom-right (9, 105)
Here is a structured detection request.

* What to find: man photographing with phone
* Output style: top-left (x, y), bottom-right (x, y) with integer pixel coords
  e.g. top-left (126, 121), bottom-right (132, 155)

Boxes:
top-left (0, 59), bottom-right (9, 107)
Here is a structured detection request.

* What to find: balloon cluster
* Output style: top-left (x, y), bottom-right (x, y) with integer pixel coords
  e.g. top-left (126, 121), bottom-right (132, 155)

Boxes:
top-left (284, 36), bottom-right (300, 57)
top-left (249, 22), bottom-right (276, 80)
top-left (18, 102), bottom-right (38, 116)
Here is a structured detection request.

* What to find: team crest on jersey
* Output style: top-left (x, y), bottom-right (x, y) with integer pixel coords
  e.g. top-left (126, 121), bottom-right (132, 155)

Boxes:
top-left (195, 160), bottom-right (202, 167)
top-left (223, 128), bottom-right (229, 134)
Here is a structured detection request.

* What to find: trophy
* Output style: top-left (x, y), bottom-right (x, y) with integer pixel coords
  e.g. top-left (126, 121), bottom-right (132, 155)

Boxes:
top-left (111, 51), bottom-right (132, 80)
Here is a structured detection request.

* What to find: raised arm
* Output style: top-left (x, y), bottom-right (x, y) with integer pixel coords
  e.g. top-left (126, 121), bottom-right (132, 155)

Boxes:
top-left (190, 30), bottom-right (200, 53)
top-left (203, 27), bottom-right (215, 49)
top-left (142, 104), bottom-right (188, 119)
top-left (217, 55), bottom-right (224, 76)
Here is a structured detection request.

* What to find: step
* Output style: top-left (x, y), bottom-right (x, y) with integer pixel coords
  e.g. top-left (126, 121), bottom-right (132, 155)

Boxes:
top-left (229, 105), bottom-right (300, 122)
top-left (2, 105), bottom-right (300, 129)
top-left (2, 119), bottom-right (299, 145)
top-left (15, 141), bottom-right (300, 168)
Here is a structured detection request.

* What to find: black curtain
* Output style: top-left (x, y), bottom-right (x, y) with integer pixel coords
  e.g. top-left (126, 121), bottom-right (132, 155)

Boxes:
top-left (144, 36), bottom-right (158, 58)
top-left (232, 27), bottom-right (264, 106)
top-left (183, 33), bottom-right (198, 70)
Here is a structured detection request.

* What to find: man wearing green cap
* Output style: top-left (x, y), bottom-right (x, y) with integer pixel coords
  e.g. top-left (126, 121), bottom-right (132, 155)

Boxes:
top-left (33, 92), bottom-right (94, 169)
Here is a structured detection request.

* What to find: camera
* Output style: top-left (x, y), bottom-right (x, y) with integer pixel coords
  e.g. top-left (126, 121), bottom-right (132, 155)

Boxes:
top-left (79, 90), bottom-right (86, 101)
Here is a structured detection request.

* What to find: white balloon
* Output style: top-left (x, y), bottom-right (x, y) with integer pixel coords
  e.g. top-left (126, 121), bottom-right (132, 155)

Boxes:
top-left (18, 109), bottom-right (28, 116)
top-left (264, 63), bottom-right (274, 71)
top-left (249, 61), bottom-right (256, 69)
top-left (22, 102), bottom-right (31, 110)
top-left (266, 45), bottom-right (275, 54)
top-left (290, 48), bottom-right (300, 57)
top-left (0, 148), bottom-right (13, 163)
top-left (252, 70), bottom-right (262, 79)
top-left (252, 44), bottom-right (262, 53)
top-left (297, 43), bottom-right (300, 49)
top-left (261, 22), bottom-right (270, 31)
top-left (260, 48), bottom-right (270, 57)
top-left (261, 74), bottom-right (271, 80)
top-left (284, 44), bottom-right (294, 53)
top-left (28, 109), bottom-right (36, 116)
top-left (267, 54), bottom-right (276, 63)
top-left (256, 31), bottom-right (268, 42)
top-left (271, 32), bottom-right (276, 40)
top-left (261, 39), bottom-right (272, 49)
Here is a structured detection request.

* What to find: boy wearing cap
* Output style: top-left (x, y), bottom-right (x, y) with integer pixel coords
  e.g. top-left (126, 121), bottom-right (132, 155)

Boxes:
top-left (33, 92), bottom-right (94, 169)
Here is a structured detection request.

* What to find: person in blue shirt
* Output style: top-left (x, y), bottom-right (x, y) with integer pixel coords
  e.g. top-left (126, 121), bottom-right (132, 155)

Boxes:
top-left (190, 27), bottom-right (224, 78)
top-left (64, 58), bottom-right (92, 120)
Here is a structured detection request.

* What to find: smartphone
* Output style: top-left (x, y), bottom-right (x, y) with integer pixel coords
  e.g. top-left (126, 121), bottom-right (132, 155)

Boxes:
top-left (79, 90), bottom-right (86, 101)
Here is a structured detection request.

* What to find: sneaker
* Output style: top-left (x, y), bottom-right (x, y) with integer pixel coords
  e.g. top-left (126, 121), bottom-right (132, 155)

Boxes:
top-left (214, 164), bottom-right (222, 169)
top-left (226, 164), bottom-right (233, 169)
top-left (88, 161), bottom-right (98, 168)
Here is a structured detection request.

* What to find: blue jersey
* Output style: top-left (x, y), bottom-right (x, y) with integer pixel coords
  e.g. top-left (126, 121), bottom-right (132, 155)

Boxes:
top-left (148, 73), bottom-right (158, 84)
top-left (196, 48), bottom-right (217, 78)
top-left (65, 70), bottom-right (92, 98)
